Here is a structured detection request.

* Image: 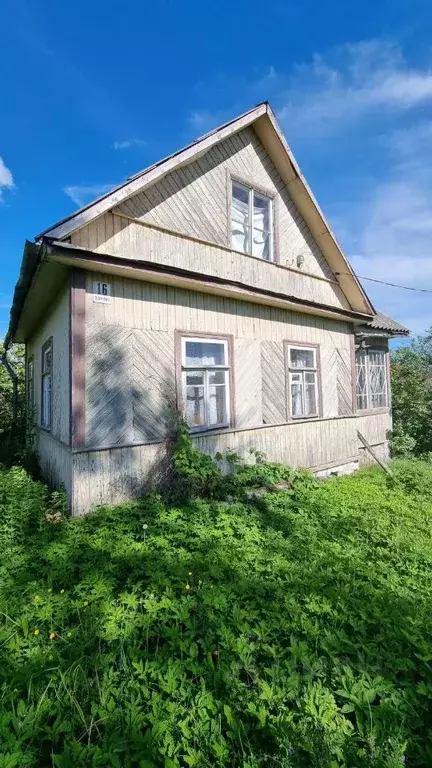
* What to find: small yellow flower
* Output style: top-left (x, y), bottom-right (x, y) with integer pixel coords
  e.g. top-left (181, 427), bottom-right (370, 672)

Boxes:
top-left (188, 571), bottom-right (192, 576)
top-left (67, 631), bottom-right (72, 638)
top-left (34, 629), bottom-right (40, 636)
top-left (60, 589), bottom-right (65, 594)
top-left (185, 584), bottom-right (191, 591)
top-left (83, 601), bottom-right (89, 607)
top-left (49, 632), bottom-right (56, 640)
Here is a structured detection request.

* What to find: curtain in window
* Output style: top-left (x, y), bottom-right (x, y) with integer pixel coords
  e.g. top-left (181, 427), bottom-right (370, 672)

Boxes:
top-left (231, 183), bottom-right (249, 254)
top-left (183, 340), bottom-right (228, 429)
top-left (252, 192), bottom-right (271, 260)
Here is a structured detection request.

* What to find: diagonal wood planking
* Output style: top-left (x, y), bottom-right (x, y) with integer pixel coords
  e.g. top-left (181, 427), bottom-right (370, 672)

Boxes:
top-left (132, 329), bottom-right (176, 442)
top-left (86, 325), bottom-right (133, 448)
top-left (320, 345), bottom-right (338, 418)
top-left (235, 338), bottom-right (263, 428)
top-left (337, 348), bottom-right (354, 415)
top-left (261, 341), bottom-right (287, 424)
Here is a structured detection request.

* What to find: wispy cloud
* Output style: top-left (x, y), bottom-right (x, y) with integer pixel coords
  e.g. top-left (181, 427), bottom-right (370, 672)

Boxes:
top-left (0, 157), bottom-right (14, 201)
top-left (62, 184), bottom-right (114, 208)
top-left (277, 40), bottom-right (432, 139)
top-left (113, 138), bottom-right (147, 150)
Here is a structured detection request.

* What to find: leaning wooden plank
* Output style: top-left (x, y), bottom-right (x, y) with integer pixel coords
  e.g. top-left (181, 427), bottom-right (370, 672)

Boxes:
top-left (357, 430), bottom-right (393, 476)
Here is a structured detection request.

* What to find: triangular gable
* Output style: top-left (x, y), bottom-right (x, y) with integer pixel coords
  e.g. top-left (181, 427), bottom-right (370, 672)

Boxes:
top-left (37, 102), bottom-right (374, 315)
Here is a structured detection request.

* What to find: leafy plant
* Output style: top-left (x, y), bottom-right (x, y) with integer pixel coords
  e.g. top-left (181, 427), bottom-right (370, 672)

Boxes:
top-left (1, 458), bottom-right (432, 765)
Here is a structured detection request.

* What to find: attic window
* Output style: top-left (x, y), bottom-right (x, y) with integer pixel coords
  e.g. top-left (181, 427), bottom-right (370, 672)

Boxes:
top-left (231, 181), bottom-right (273, 260)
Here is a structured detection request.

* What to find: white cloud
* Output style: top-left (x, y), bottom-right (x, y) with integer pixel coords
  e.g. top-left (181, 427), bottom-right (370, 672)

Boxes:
top-left (277, 40), bottom-right (432, 138)
top-left (62, 184), bottom-right (113, 207)
top-left (0, 157), bottom-right (14, 201)
top-left (113, 138), bottom-right (146, 150)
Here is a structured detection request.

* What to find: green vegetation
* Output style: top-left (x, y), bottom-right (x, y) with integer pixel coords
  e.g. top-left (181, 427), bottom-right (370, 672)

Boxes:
top-left (2, 452), bottom-right (432, 766)
top-left (391, 327), bottom-right (432, 458)
top-left (0, 342), bottom-right (31, 467)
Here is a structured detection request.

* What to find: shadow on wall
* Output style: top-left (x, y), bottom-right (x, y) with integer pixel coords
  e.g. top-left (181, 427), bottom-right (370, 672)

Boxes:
top-left (74, 325), bottom-right (178, 509)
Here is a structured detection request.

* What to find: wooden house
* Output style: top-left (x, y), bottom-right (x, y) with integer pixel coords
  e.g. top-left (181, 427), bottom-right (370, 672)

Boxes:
top-left (6, 103), bottom-right (409, 514)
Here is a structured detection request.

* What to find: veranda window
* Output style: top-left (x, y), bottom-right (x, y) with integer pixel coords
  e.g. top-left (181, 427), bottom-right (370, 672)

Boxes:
top-left (356, 348), bottom-right (388, 410)
top-left (231, 181), bottom-right (273, 260)
top-left (287, 345), bottom-right (319, 418)
top-left (41, 339), bottom-right (52, 430)
top-left (181, 338), bottom-right (230, 430)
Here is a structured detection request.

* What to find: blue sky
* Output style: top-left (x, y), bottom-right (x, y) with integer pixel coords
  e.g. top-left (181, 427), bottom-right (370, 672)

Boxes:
top-left (1, 0), bottom-right (432, 341)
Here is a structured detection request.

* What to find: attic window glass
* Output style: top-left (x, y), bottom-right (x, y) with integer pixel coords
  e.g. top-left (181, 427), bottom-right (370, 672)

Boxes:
top-left (181, 338), bottom-right (230, 431)
top-left (41, 339), bottom-right (52, 430)
top-left (355, 348), bottom-right (388, 410)
top-left (231, 182), bottom-right (273, 260)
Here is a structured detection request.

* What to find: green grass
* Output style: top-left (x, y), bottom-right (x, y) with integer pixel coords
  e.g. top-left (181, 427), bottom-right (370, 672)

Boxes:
top-left (1, 459), bottom-right (432, 766)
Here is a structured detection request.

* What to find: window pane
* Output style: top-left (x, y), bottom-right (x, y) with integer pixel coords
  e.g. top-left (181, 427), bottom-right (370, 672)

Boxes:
top-left (42, 375), bottom-right (51, 428)
top-left (208, 383), bottom-right (227, 426)
top-left (43, 347), bottom-right (52, 374)
top-left (186, 371), bottom-right (204, 387)
top-left (290, 348), bottom-right (315, 369)
top-left (369, 351), bottom-right (387, 408)
top-left (253, 192), bottom-right (271, 231)
top-left (291, 379), bottom-right (303, 416)
top-left (208, 370), bottom-right (225, 385)
top-left (185, 341), bottom-right (225, 366)
top-left (185, 385), bottom-right (205, 427)
top-left (252, 229), bottom-right (270, 260)
top-left (355, 349), bottom-right (368, 409)
top-left (305, 383), bottom-right (317, 415)
top-left (232, 183), bottom-right (250, 254)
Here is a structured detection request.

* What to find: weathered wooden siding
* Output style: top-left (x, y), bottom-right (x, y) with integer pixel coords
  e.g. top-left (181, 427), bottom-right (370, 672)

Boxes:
top-left (37, 431), bottom-right (72, 500)
top-left (72, 417), bottom-right (360, 514)
top-left (356, 411), bottom-right (392, 466)
top-left (83, 273), bottom-right (354, 445)
top-left (27, 283), bottom-right (71, 446)
top-left (26, 283), bottom-right (72, 498)
top-left (72, 214), bottom-right (350, 311)
top-left (116, 126), bottom-right (334, 280)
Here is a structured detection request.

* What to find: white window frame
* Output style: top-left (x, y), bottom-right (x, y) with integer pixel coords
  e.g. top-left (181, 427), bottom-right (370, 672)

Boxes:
top-left (41, 338), bottom-right (53, 430)
top-left (231, 180), bottom-right (274, 261)
top-left (355, 347), bottom-right (388, 411)
top-left (287, 344), bottom-right (320, 419)
top-left (181, 336), bottom-right (231, 432)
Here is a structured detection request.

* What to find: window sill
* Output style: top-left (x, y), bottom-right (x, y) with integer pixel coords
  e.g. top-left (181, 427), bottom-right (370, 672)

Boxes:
top-left (190, 423), bottom-right (230, 434)
top-left (356, 407), bottom-right (390, 417)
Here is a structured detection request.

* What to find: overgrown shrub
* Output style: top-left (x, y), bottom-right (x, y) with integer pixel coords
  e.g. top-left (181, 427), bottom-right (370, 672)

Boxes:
top-left (1, 458), bottom-right (432, 765)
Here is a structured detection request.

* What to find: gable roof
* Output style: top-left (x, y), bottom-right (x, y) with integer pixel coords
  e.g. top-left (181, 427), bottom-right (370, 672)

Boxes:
top-left (36, 102), bottom-right (374, 315)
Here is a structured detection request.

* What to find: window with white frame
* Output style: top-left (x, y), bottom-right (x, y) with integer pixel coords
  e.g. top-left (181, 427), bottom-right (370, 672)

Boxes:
top-left (181, 337), bottom-right (230, 430)
top-left (41, 339), bottom-right (52, 430)
top-left (287, 345), bottom-right (319, 418)
top-left (355, 348), bottom-right (388, 410)
top-left (231, 181), bottom-right (273, 260)
top-left (27, 357), bottom-right (34, 411)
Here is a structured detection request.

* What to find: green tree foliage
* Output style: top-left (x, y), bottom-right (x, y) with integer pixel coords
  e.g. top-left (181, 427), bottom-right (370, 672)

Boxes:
top-left (0, 342), bottom-right (28, 464)
top-left (1, 456), bottom-right (432, 765)
top-left (391, 328), bottom-right (432, 456)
